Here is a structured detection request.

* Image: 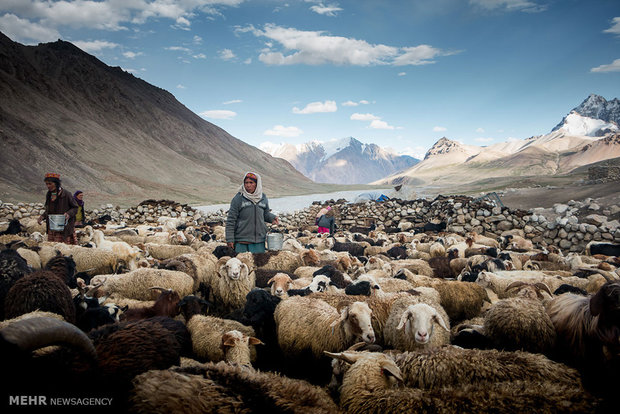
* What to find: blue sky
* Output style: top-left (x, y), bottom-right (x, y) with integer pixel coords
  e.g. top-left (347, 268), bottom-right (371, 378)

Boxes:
top-left (1, 0), bottom-right (619, 159)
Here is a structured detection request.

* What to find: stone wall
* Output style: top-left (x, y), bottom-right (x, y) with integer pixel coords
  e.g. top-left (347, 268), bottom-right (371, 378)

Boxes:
top-left (1, 196), bottom-right (618, 253)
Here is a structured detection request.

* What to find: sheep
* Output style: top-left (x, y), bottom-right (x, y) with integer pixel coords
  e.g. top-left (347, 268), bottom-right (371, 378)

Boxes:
top-left (240, 289), bottom-right (283, 371)
top-left (329, 345), bottom-right (583, 392)
top-left (95, 268), bottom-right (194, 301)
top-left (43, 253), bottom-right (78, 288)
top-left (326, 351), bottom-right (598, 414)
top-left (384, 298), bottom-right (450, 352)
top-left (585, 241), bottom-right (620, 257)
top-left (93, 230), bottom-right (141, 270)
top-left (467, 231), bottom-right (500, 248)
top-left (54, 243), bottom-right (119, 275)
top-left (213, 256), bottom-right (255, 314)
top-left (121, 288), bottom-right (181, 321)
top-left (16, 247), bottom-right (41, 269)
top-left (429, 241), bottom-right (446, 258)
top-left (502, 234), bottom-right (533, 251)
top-left (129, 361), bottom-right (339, 414)
top-left (144, 242), bottom-right (194, 260)
top-left (332, 241), bottom-right (367, 258)
top-left (386, 245), bottom-right (409, 260)
top-left (221, 329), bottom-right (264, 366)
top-left (211, 244), bottom-right (237, 259)
top-left (389, 259), bottom-right (434, 277)
top-left (251, 250), bottom-right (304, 274)
top-left (4, 270), bottom-right (76, 323)
top-left (0, 310), bottom-right (65, 329)
top-left (267, 272), bottom-right (294, 297)
top-left (546, 281), bottom-right (620, 397)
top-left (462, 296), bottom-right (556, 354)
top-left (275, 296), bottom-right (375, 359)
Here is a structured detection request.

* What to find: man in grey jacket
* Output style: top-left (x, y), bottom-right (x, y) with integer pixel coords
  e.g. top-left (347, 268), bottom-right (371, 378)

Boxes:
top-left (226, 172), bottom-right (279, 253)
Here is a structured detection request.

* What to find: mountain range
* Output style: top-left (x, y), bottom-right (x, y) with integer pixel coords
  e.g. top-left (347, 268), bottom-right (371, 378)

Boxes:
top-left (0, 32), bottom-right (327, 206)
top-left (260, 138), bottom-right (418, 184)
top-left (375, 94), bottom-right (620, 187)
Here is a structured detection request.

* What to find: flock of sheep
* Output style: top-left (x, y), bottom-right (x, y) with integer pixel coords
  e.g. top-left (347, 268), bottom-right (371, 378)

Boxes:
top-left (0, 210), bottom-right (619, 413)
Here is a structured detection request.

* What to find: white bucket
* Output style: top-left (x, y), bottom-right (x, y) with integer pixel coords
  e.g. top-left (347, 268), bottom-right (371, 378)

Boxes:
top-left (49, 214), bottom-right (67, 231)
top-left (266, 233), bottom-right (283, 251)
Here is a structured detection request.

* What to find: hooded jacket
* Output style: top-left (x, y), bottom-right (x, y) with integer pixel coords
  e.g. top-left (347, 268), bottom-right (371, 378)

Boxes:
top-left (226, 192), bottom-right (276, 244)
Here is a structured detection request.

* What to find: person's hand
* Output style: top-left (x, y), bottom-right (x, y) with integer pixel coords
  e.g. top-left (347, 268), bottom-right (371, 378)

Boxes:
top-left (273, 217), bottom-right (279, 226)
top-left (64, 212), bottom-right (70, 220)
top-left (227, 242), bottom-right (234, 249)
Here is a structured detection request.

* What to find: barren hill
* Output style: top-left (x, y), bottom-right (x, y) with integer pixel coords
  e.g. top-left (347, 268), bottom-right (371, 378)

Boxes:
top-left (0, 33), bottom-right (329, 206)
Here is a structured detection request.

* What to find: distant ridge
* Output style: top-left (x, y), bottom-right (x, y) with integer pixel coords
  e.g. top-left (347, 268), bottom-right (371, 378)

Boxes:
top-left (261, 137), bottom-right (419, 184)
top-left (0, 32), bottom-right (321, 205)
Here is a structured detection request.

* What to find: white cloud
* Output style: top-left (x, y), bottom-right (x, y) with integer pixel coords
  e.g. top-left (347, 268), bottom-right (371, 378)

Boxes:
top-left (591, 59), bottom-right (620, 73)
top-left (398, 146), bottom-right (426, 160)
top-left (469, 0), bottom-right (547, 13)
top-left (241, 24), bottom-right (453, 67)
top-left (293, 100), bottom-right (337, 114)
top-left (223, 99), bottom-right (243, 105)
top-left (370, 120), bottom-right (395, 130)
top-left (243, 57), bottom-right (252, 64)
top-left (122, 51), bottom-right (142, 59)
top-left (393, 45), bottom-right (451, 66)
top-left (351, 113), bottom-right (379, 121)
top-left (166, 46), bottom-right (191, 52)
top-left (264, 125), bottom-right (303, 137)
top-left (73, 39), bottom-right (119, 53)
top-left (199, 110), bottom-right (237, 120)
top-left (177, 84), bottom-right (186, 89)
top-left (193, 53), bottom-right (207, 59)
top-left (0, 13), bottom-right (60, 43)
top-left (219, 48), bottom-right (236, 61)
top-left (604, 17), bottom-right (620, 35)
top-left (310, 3), bottom-right (343, 16)
top-left (475, 137), bottom-right (494, 142)
top-left (342, 100), bottom-right (370, 106)
top-left (476, 127), bottom-right (485, 133)
top-left (433, 126), bottom-right (447, 132)
top-left (398, 72), bottom-right (406, 76)
top-left (193, 35), bottom-right (203, 44)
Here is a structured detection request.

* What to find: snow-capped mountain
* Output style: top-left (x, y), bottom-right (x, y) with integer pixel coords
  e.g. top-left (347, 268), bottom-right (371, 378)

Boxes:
top-left (375, 94), bottom-right (620, 186)
top-left (261, 137), bottom-right (419, 184)
top-left (552, 94), bottom-right (619, 136)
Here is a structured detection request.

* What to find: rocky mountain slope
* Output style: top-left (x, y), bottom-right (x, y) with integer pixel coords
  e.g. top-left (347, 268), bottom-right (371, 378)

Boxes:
top-left (375, 94), bottom-right (620, 187)
top-left (261, 137), bottom-right (418, 184)
top-left (0, 32), bottom-right (325, 206)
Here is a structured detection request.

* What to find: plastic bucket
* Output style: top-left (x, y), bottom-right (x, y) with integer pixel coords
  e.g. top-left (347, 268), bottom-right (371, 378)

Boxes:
top-left (49, 214), bottom-right (66, 231)
top-left (266, 233), bottom-right (283, 251)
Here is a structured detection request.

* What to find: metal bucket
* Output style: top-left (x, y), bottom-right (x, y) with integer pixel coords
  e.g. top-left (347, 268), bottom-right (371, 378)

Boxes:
top-left (266, 232), bottom-right (283, 251)
top-left (48, 214), bottom-right (66, 232)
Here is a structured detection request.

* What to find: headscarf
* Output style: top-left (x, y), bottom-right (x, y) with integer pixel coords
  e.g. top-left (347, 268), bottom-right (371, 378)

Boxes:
top-left (44, 174), bottom-right (62, 203)
top-left (240, 171), bottom-right (263, 204)
top-left (316, 205), bottom-right (331, 218)
top-left (74, 191), bottom-right (84, 206)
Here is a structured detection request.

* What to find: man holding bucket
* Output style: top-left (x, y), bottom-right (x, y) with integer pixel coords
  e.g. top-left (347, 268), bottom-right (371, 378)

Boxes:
top-left (37, 173), bottom-right (79, 244)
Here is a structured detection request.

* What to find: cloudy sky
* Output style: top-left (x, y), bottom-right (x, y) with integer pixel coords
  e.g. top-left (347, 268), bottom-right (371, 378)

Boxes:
top-left (1, 0), bottom-right (619, 158)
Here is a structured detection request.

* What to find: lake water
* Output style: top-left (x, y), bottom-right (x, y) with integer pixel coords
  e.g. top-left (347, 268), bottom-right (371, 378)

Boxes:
top-left (196, 189), bottom-right (394, 215)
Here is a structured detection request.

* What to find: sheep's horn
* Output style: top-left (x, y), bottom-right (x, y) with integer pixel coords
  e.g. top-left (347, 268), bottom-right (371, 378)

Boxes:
top-left (578, 267), bottom-right (615, 282)
top-left (0, 317), bottom-right (96, 359)
top-left (505, 281), bottom-right (527, 291)
top-left (149, 286), bottom-right (171, 292)
top-left (85, 279), bottom-right (106, 297)
top-left (533, 282), bottom-right (553, 297)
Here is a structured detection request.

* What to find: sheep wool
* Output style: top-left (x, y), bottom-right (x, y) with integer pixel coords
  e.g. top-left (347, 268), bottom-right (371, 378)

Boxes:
top-left (101, 268), bottom-right (194, 301)
top-left (186, 315), bottom-right (257, 363)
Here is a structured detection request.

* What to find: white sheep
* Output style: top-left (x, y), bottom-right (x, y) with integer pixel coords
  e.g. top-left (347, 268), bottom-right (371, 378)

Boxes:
top-left (213, 256), bottom-right (255, 313)
top-left (95, 268), bottom-right (194, 300)
top-left (16, 247), bottom-right (41, 269)
top-left (275, 296), bottom-right (375, 359)
top-left (267, 273), bottom-right (294, 297)
top-left (144, 242), bottom-right (194, 260)
top-left (384, 297), bottom-right (450, 352)
top-left (93, 230), bottom-right (141, 270)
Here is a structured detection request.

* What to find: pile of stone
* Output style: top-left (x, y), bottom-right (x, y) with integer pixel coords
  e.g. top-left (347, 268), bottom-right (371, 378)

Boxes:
top-left (1, 195), bottom-right (618, 253)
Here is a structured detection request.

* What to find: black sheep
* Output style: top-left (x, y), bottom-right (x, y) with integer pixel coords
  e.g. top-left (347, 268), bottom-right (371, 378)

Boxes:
top-left (212, 245), bottom-right (237, 259)
top-left (553, 284), bottom-right (588, 296)
top-left (312, 265), bottom-right (350, 289)
top-left (332, 241), bottom-right (365, 257)
top-left (0, 249), bottom-right (32, 320)
top-left (242, 289), bottom-right (283, 371)
top-left (588, 243), bottom-right (620, 257)
top-left (386, 245), bottom-right (408, 260)
top-left (344, 280), bottom-right (372, 296)
top-left (4, 270), bottom-right (76, 323)
top-left (44, 254), bottom-right (78, 288)
top-left (0, 219), bottom-right (23, 235)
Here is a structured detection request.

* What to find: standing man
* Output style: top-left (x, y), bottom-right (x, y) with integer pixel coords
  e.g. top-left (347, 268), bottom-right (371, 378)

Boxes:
top-left (37, 173), bottom-right (78, 244)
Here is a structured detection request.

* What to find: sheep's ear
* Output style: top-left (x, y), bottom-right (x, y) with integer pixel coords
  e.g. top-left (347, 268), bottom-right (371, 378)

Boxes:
top-left (218, 264), bottom-right (227, 278)
top-left (240, 263), bottom-right (249, 278)
top-left (249, 337), bottom-right (264, 346)
top-left (324, 351), bottom-right (361, 365)
top-left (267, 276), bottom-right (276, 285)
top-left (381, 363), bottom-right (404, 383)
top-left (221, 333), bottom-right (236, 347)
top-left (330, 307), bottom-right (348, 329)
top-left (396, 309), bottom-right (413, 331)
top-left (433, 312), bottom-right (450, 332)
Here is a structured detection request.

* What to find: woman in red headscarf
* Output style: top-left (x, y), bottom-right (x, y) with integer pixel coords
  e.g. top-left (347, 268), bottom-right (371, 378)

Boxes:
top-left (37, 173), bottom-right (79, 244)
